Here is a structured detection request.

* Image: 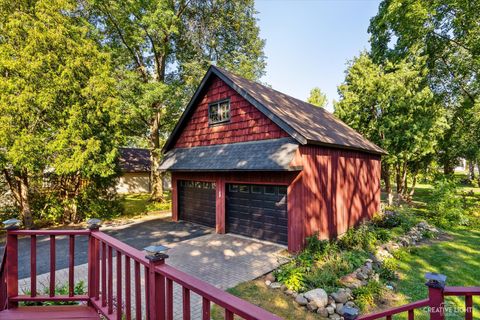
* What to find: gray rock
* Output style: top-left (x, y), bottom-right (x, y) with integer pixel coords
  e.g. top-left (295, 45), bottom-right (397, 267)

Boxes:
top-left (281, 284), bottom-right (287, 291)
top-left (356, 272), bottom-right (368, 281)
top-left (331, 290), bottom-right (350, 303)
top-left (336, 303), bottom-right (344, 315)
top-left (265, 280), bottom-right (271, 286)
top-left (329, 313), bottom-right (342, 320)
top-left (307, 301), bottom-right (319, 312)
top-left (328, 296), bottom-right (335, 305)
top-left (339, 274), bottom-right (363, 289)
top-left (317, 307), bottom-right (329, 317)
top-left (265, 272), bottom-right (275, 282)
top-left (345, 301), bottom-right (356, 308)
top-left (304, 288), bottom-right (329, 308)
top-left (326, 306), bottom-right (335, 315)
top-left (295, 294), bottom-right (308, 306)
top-left (285, 289), bottom-right (294, 296)
top-left (269, 282), bottom-right (282, 289)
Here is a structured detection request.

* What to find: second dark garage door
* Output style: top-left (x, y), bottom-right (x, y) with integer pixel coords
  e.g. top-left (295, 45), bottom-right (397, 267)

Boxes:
top-left (226, 184), bottom-right (288, 245)
top-left (178, 180), bottom-right (216, 228)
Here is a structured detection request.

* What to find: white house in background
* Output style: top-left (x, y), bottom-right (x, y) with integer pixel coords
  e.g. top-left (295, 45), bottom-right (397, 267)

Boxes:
top-left (116, 148), bottom-right (171, 194)
top-left (116, 148), bottom-right (151, 194)
top-left (455, 158), bottom-right (467, 172)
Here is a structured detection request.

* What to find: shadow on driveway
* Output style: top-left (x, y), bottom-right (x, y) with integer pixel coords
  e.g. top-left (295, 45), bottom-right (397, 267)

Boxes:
top-left (1, 217), bottom-right (212, 279)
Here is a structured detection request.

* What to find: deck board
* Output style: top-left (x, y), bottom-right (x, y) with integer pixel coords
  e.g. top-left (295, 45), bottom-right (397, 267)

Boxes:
top-left (0, 305), bottom-right (100, 319)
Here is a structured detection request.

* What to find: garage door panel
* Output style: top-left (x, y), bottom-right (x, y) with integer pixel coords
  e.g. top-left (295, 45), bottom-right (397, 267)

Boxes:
top-left (227, 183), bottom-right (288, 245)
top-left (178, 180), bottom-right (216, 228)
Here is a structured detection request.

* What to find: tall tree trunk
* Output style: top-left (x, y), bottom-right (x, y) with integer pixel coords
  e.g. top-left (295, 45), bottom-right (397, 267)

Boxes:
top-left (477, 162), bottom-right (480, 186)
top-left (19, 172), bottom-right (33, 228)
top-left (409, 171), bottom-right (418, 199)
top-left (395, 163), bottom-right (404, 198)
top-left (468, 161), bottom-right (475, 181)
top-left (149, 110), bottom-right (165, 202)
top-left (401, 162), bottom-right (408, 198)
top-left (382, 164), bottom-right (393, 206)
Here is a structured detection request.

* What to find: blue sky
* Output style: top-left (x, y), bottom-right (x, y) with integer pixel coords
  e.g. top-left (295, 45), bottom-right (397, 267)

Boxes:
top-left (255, 0), bottom-right (381, 111)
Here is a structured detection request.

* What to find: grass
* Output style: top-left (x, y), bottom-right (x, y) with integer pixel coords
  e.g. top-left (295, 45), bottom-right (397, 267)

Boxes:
top-left (211, 279), bottom-right (324, 320)
top-left (120, 192), bottom-right (171, 218)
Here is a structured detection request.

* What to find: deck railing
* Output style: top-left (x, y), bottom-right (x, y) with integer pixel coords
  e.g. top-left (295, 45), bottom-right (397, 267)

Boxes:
top-left (356, 274), bottom-right (480, 320)
top-left (0, 225), bottom-right (282, 320)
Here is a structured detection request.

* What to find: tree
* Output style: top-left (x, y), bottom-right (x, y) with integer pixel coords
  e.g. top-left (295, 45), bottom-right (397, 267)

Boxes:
top-left (369, 0), bottom-right (480, 175)
top-left (85, 0), bottom-right (266, 202)
top-left (335, 52), bottom-right (447, 204)
top-left (0, 0), bottom-right (121, 226)
top-left (307, 87), bottom-right (327, 108)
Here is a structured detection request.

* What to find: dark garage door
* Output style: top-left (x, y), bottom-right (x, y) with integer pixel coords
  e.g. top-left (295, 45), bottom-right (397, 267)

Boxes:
top-left (226, 184), bottom-right (288, 245)
top-left (178, 180), bottom-right (216, 228)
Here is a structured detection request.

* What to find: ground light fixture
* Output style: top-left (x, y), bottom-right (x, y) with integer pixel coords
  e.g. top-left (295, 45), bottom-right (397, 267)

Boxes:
top-left (425, 272), bottom-right (447, 289)
top-left (87, 218), bottom-right (102, 230)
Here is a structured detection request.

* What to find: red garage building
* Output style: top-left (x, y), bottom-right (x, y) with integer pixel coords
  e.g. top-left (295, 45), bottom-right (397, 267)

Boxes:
top-left (160, 66), bottom-right (385, 252)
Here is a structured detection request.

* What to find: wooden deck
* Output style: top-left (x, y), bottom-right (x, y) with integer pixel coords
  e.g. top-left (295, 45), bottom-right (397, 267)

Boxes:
top-left (0, 306), bottom-right (100, 319)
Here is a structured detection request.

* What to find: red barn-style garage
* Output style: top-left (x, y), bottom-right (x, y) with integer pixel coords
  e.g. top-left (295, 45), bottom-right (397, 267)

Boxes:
top-left (160, 66), bottom-right (385, 252)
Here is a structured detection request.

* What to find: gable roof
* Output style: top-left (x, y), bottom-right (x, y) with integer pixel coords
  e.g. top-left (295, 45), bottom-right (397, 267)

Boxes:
top-left (118, 148), bottom-right (151, 172)
top-left (163, 65), bottom-right (385, 155)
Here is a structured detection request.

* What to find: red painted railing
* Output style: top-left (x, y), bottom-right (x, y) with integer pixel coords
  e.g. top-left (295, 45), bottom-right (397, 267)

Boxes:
top-left (358, 277), bottom-right (480, 320)
top-left (0, 227), bottom-right (282, 320)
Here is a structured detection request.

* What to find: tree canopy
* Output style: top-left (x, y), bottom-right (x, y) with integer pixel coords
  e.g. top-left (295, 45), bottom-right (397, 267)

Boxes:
top-left (0, 0), bottom-right (121, 226)
top-left (85, 0), bottom-right (266, 201)
top-left (307, 87), bottom-right (328, 108)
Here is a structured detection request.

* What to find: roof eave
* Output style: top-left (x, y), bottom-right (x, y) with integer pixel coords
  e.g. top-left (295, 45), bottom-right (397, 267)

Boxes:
top-left (305, 139), bottom-right (387, 156)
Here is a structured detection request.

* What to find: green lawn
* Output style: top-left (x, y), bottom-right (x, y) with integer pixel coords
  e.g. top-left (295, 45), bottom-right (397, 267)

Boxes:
top-left (120, 192), bottom-right (171, 218)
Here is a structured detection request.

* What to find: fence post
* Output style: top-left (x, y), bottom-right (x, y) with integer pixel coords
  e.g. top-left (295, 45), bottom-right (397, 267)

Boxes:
top-left (3, 219), bottom-right (20, 309)
top-left (145, 246), bottom-right (169, 320)
top-left (87, 219), bottom-right (101, 301)
top-left (425, 272), bottom-right (447, 320)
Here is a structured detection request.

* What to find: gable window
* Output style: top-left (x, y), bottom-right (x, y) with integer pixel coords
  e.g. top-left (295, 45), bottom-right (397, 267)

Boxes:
top-left (208, 99), bottom-right (230, 125)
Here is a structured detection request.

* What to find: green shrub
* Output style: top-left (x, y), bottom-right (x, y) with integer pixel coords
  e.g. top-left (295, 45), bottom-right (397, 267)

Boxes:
top-left (337, 224), bottom-right (378, 251)
top-left (428, 178), bottom-right (469, 228)
top-left (353, 280), bottom-right (383, 311)
top-left (22, 281), bottom-right (86, 306)
top-left (274, 263), bottom-right (306, 292)
top-left (378, 257), bottom-right (398, 281)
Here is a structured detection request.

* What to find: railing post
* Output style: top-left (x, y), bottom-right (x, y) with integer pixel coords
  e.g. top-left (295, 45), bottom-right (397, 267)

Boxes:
top-left (3, 219), bottom-right (20, 309)
top-left (145, 246), bottom-right (169, 320)
top-left (87, 219), bottom-right (101, 302)
top-left (425, 273), bottom-right (447, 320)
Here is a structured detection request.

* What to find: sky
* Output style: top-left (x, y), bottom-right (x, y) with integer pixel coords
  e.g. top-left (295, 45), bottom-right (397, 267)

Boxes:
top-left (255, 0), bottom-right (381, 112)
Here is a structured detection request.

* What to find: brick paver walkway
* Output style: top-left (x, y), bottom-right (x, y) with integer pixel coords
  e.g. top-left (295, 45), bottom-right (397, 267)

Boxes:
top-left (19, 233), bottom-right (288, 319)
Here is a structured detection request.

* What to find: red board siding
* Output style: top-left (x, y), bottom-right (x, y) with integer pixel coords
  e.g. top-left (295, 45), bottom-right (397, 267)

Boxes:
top-left (290, 146), bottom-right (381, 249)
top-left (174, 76), bottom-right (289, 148)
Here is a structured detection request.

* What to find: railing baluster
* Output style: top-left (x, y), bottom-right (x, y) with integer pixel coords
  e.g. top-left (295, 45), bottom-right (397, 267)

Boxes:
top-left (202, 297), bottom-right (210, 320)
top-left (6, 233), bottom-right (18, 308)
top-left (108, 245), bottom-right (113, 314)
top-left (94, 238), bottom-right (100, 300)
top-left (49, 235), bottom-right (55, 297)
top-left (225, 309), bottom-right (234, 320)
top-left (116, 251), bottom-right (122, 320)
top-left (144, 266), bottom-right (150, 320)
top-left (69, 235), bottom-right (75, 297)
top-left (134, 261), bottom-right (141, 320)
top-left (183, 287), bottom-right (191, 320)
top-left (101, 241), bottom-right (107, 307)
top-left (465, 295), bottom-right (473, 320)
top-left (386, 315), bottom-right (392, 320)
top-left (125, 256), bottom-right (131, 320)
top-left (408, 309), bottom-right (414, 320)
top-left (167, 278), bottom-right (174, 320)
top-left (30, 235), bottom-right (36, 297)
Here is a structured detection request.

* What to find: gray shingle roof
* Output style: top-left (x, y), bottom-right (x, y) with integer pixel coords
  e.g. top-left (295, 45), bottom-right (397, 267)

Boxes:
top-left (118, 148), bottom-right (150, 172)
top-left (159, 138), bottom-right (301, 171)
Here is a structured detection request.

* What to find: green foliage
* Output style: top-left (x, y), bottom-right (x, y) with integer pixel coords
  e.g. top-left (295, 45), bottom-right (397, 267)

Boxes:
top-left (274, 263), bottom-right (306, 292)
top-left (22, 281), bottom-right (86, 306)
top-left (337, 224), bottom-right (378, 251)
top-left (353, 280), bottom-right (383, 311)
top-left (0, 0), bottom-right (122, 225)
top-left (378, 257), bottom-right (398, 282)
top-left (307, 87), bottom-right (327, 108)
top-left (428, 178), bottom-right (469, 228)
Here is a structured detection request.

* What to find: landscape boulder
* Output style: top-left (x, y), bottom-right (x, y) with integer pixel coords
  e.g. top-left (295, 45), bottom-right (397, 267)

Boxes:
top-left (304, 288), bottom-right (329, 308)
top-left (295, 294), bottom-right (308, 306)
